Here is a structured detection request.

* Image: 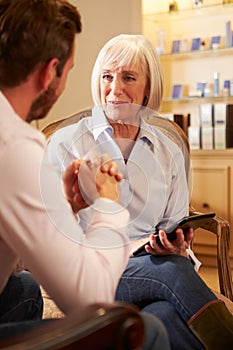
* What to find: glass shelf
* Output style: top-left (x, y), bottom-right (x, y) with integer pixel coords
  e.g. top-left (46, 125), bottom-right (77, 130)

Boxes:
top-left (162, 95), bottom-right (233, 103)
top-left (144, 3), bottom-right (233, 23)
top-left (159, 46), bottom-right (233, 60)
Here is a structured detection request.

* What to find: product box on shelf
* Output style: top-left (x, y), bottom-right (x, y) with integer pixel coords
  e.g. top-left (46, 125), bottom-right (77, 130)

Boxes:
top-left (201, 127), bottom-right (214, 150)
top-left (214, 127), bottom-right (226, 149)
top-left (199, 104), bottom-right (213, 127)
top-left (189, 103), bottom-right (233, 150)
top-left (213, 103), bottom-right (233, 148)
top-left (214, 103), bottom-right (227, 126)
top-left (226, 104), bottom-right (233, 148)
top-left (188, 127), bottom-right (200, 150)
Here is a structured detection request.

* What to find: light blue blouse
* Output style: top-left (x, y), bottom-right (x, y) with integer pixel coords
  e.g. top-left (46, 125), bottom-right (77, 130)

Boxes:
top-left (47, 106), bottom-right (190, 241)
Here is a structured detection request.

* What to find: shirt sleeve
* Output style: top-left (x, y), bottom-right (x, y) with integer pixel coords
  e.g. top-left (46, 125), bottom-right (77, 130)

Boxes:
top-left (0, 137), bottom-right (130, 314)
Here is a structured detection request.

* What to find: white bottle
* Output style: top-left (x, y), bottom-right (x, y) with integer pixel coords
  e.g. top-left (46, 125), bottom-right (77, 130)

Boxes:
top-left (213, 72), bottom-right (220, 97)
top-left (156, 29), bottom-right (165, 55)
top-left (225, 20), bottom-right (232, 48)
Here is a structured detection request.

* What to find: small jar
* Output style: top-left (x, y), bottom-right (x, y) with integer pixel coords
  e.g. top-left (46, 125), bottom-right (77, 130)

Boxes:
top-left (223, 80), bottom-right (230, 96)
top-left (193, 0), bottom-right (203, 7)
top-left (169, 1), bottom-right (178, 12)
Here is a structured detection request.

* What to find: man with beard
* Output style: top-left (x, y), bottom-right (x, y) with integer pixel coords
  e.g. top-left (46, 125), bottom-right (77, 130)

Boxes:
top-left (0, 1), bottom-right (171, 349)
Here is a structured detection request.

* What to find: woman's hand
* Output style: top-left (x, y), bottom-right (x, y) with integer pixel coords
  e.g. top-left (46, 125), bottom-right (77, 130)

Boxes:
top-left (63, 153), bottom-right (123, 213)
top-left (78, 153), bottom-right (123, 205)
top-left (144, 228), bottom-right (194, 258)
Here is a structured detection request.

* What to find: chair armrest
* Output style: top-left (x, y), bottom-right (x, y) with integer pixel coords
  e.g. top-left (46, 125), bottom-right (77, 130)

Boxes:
top-left (189, 210), bottom-right (233, 301)
top-left (0, 302), bottom-right (144, 350)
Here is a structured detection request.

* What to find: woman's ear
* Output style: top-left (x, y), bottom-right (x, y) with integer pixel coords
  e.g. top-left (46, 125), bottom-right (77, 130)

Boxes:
top-left (39, 58), bottom-right (59, 91)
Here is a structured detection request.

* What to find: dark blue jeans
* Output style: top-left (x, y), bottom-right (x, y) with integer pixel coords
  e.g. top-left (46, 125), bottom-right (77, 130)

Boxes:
top-left (141, 311), bottom-right (171, 350)
top-left (0, 270), bottom-right (43, 340)
top-left (116, 254), bottom-right (217, 350)
top-left (0, 271), bottom-right (169, 350)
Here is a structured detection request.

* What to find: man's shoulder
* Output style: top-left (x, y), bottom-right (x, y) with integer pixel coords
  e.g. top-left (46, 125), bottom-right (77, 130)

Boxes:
top-left (0, 115), bottom-right (45, 150)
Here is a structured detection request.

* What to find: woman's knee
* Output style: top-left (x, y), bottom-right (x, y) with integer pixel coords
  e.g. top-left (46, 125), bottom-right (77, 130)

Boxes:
top-left (140, 311), bottom-right (171, 350)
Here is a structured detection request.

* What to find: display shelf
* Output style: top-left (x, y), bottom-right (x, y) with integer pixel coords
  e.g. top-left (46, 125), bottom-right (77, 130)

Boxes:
top-left (159, 46), bottom-right (233, 60)
top-left (144, 3), bottom-right (233, 23)
top-left (191, 148), bottom-right (233, 155)
top-left (162, 95), bottom-right (233, 103)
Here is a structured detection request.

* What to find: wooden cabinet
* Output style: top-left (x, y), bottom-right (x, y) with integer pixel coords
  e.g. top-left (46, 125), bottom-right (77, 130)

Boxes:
top-left (190, 149), bottom-right (233, 266)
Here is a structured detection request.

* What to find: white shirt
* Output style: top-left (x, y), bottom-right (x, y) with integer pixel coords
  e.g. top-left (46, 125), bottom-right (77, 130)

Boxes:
top-left (0, 92), bottom-right (130, 314)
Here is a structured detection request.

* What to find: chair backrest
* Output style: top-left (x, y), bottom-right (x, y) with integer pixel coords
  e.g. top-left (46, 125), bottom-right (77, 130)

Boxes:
top-left (143, 114), bottom-right (190, 181)
top-left (42, 108), bottom-right (190, 177)
top-left (42, 108), bottom-right (92, 140)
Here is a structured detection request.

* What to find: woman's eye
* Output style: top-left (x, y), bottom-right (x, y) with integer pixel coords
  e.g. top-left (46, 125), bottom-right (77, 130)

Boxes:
top-left (125, 76), bottom-right (136, 82)
top-left (102, 74), bottom-right (112, 81)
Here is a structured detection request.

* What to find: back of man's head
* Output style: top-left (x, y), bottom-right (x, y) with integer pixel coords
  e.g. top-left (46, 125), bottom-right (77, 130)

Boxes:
top-left (0, 0), bottom-right (82, 89)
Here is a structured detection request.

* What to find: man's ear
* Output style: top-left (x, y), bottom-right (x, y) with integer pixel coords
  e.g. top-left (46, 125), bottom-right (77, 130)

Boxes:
top-left (39, 58), bottom-right (59, 90)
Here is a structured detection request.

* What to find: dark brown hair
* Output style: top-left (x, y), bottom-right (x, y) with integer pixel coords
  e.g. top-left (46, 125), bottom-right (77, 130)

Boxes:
top-left (0, 0), bottom-right (82, 88)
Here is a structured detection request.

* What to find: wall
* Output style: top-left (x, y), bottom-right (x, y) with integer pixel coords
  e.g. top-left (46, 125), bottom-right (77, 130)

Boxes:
top-left (37, 0), bottom-right (142, 130)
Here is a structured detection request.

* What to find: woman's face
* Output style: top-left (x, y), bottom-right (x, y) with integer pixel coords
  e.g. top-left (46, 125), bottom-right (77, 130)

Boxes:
top-left (100, 63), bottom-right (149, 122)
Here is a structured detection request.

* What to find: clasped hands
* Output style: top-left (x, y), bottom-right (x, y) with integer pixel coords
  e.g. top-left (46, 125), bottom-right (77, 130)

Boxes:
top-left (63, 151), bottom-right (193, 258)
top-left (63, 152), bottom-right (122, 213)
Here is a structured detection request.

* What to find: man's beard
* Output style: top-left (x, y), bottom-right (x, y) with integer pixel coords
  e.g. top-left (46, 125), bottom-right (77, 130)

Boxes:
top-left (26, 78), bottom-right (59, 123)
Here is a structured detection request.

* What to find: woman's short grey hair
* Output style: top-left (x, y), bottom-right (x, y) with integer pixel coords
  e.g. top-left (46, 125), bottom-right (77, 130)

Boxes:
top-left (91, 34), bottom-right (164, 111)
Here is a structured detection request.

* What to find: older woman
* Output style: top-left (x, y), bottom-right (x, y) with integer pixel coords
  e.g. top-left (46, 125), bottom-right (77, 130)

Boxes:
top-left (47, 34), bottom-right (233, 350)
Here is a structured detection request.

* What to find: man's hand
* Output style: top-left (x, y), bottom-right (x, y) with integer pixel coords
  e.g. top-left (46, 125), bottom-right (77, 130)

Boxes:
top-left (63, 153), bottom-right (123, 213)
top-left (78, 153), bottom-right (123, 205)
top-left (143, 228), bottom-right (194, 258)
top-left (63, 159), bottom-right (88, 213)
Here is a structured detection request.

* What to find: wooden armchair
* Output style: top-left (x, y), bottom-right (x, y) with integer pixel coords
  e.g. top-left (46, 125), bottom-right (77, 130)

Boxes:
top-left (0, 302), bottom-right (144, 349)
top-left (144, 114), bottom-right (233, 302)
top-left (42, 108), bottom-right (233, 302)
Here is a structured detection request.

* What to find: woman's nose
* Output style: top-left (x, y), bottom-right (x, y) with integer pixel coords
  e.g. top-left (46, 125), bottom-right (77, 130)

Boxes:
top-left (111, 77), bottom-right (123, 95)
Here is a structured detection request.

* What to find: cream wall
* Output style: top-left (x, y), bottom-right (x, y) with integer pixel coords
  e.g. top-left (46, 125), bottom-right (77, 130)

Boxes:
top-left (37, 0), bottom-right (142, 129)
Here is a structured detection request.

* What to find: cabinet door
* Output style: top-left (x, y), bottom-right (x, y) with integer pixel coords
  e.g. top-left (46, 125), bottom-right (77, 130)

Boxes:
top-left (191, 165), bottom-right (231, 266)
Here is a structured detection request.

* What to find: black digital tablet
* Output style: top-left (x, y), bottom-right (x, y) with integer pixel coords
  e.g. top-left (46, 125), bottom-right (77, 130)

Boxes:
top-left (132, 212), bottom-right (216, 257)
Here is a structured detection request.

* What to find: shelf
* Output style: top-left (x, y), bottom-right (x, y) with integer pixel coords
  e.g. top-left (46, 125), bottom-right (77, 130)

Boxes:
top-left (159, 46), bottom-right (233, 60)
top-left (162, 95), bottom-right (233, 103)
top-left (191, 148), bottom-right (233, 156)
top-left (143, 3), bottom-right (233, 23)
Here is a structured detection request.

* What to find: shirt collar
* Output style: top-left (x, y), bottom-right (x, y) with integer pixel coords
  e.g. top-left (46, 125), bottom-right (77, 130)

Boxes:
top-left (0, 90), bottom-right (46, 144)
top-left (90, 105), bottom-right (155, 145)
top-left (138, 118), bottom-right (155, 145)
top-left (0, 91), bottom-right (20, 120)
top-left (90, 105), bottom-right (113, 141)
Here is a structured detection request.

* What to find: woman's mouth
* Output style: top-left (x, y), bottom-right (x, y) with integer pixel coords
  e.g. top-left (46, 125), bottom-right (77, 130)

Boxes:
top-left (107, 101), bottom-right (129, 105)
